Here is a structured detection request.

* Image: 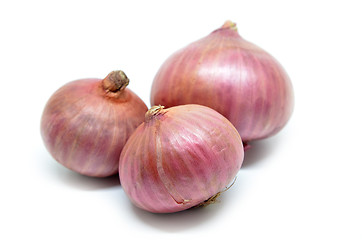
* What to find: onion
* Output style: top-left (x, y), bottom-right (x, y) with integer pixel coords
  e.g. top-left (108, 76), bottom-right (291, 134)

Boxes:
top-left (41, 70), bottom-right (148, 177)
top-left (151, 21), bottom-right (294, 142)
top-left (119, 104), bottom-right (244, 213)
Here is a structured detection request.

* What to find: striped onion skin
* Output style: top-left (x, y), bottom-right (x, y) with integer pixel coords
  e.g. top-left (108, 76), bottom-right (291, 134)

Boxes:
top-left (41, 71), bottom-right (148, 177)
top-left (119, 105), bottom-right (244, 213)
top-left (151, 21), bottom-right (294, 142)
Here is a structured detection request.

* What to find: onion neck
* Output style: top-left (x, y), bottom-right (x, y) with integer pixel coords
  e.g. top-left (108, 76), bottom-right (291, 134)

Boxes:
top-left (212, 20), bottom-right (239, 34)
top-left (221, 20), bottom-right (237, 31)
top-left (102, 70), bottom-right (129, 93)
top-left (145, 105), bottom-right (165, 122)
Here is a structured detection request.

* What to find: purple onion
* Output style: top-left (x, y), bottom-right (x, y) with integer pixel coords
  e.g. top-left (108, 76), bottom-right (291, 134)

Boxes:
top-left (41, 70), bottom-right (148, 177)
top-left (119, 104), bottom-right (244, 213)
top-left (151, 21), bottom-right (294, 142)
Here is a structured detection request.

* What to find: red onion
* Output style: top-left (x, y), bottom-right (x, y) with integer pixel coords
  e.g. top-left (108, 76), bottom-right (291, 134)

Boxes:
top-left (119, 104), bottom-right (244, 213)
top-left (151, 21), bottom-right (294, 142)
top-left (41, 70), bottom-right (148, 177)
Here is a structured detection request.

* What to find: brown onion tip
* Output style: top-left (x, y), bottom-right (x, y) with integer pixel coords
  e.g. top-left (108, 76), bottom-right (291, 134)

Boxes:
top-left (221, 20), bottom-right (237, 31)
top-left (145, 105), bottom-right (165, 122)
top-left (102, 70), bottom-right (130, 92)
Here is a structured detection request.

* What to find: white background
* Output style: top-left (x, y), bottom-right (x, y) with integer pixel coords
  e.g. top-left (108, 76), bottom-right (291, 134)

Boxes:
top-left (1, 0), bottom-right (361, 239)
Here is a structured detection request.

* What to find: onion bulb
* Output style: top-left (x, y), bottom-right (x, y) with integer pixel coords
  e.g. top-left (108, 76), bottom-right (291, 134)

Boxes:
top-left (41, 70), bottom-right (148, 177)
top-left (151, 21), bottom-right (294, 142)
top-left (119, 104), bottom-right (244, 213)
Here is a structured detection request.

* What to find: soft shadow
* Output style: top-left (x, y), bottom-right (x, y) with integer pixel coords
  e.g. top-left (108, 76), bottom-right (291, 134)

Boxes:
top-left (54, 168), bottom-right (120, 191)
top-left (132, 206), bottom-right (211, 232)
top-left (242, 135), bottom-right (282, 168)
top-left (38, 148), bottom-right (120, 191)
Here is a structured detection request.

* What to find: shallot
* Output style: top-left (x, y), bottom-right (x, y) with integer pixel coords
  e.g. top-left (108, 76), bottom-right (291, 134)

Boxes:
top-left (151, 21), bottom-right (294, 142)
top-left (119, 104), bottom-right (244, 213)
top-left (41, 70), bottom-right (147, 177)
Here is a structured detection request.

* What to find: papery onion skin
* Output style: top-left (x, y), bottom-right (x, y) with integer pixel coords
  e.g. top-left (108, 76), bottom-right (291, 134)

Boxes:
top-left (151, 21), bottom-right (294, 142)
top-left (119, 104), bottom-right (244, 213)
top-left (41, 71), bottom-right (148, 177)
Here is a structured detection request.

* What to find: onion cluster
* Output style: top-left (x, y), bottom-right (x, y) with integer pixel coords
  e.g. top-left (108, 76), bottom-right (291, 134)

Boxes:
top-left (41, 20), bottom-right (294, 214)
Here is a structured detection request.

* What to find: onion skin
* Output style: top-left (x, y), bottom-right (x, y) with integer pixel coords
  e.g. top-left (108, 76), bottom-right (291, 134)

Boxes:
top-left (119, 104), bottom-right (244, 213)
top-left (41, 71), bottom-right (148, 177)
top-left (151, 21), bottom-right (294, 142)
